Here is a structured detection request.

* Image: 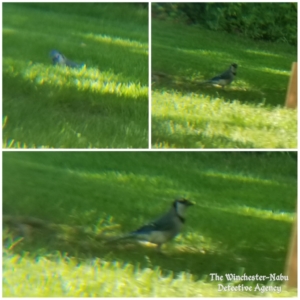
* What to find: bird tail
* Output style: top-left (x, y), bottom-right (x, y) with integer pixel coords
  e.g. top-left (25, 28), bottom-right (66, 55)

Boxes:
top-left (65, 59), bottom-right (85, 69)
top-left (106, 233), bottom-right (135, 244)
top-left (197, 80), bottom-right (211, 85)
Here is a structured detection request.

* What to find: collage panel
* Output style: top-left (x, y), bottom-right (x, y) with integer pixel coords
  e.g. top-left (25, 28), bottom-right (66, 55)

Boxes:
top-left (3, 151), bottom-right (297, 296)
top-left (151, 2), bottom-right (297, 149)
top-left (3, 3), bottom-right (148, 149)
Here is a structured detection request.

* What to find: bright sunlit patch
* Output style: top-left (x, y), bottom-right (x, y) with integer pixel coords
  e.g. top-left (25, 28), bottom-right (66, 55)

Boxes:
top-left (253, 66), bottom-right (290, 76)
top-left (65, 169), bottom-right (189, 199)
top-left (81, 33), bottom-right (148, 55)
top-left (67, 169), bottom-right (174, 186)
top-left (3, 138), bottom-right (51, 149)
top-left (208, 204), bottom-right (295, 222)
top-left (3, 58), bottom-right (147, 99)
top-left (234, 205), bottom-right (294, 222)
top-left (3, 27), bottom-right (16, 35)
top-left (202, 170), bottom-right (280, 186)
top-left (151, 90), bottom-right (297, 149)
top-left (245, 49), bottom-right (282, 58)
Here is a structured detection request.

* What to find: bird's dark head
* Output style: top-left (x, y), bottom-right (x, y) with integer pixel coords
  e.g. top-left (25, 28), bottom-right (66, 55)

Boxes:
top-left (173, 198), bottom-right (194, 207)
top-left (173, 198), bottom-right (194, 220)
top-left (230, 63), bottom-right (238, 76)
top-left (49, 50), bottom-right (60, 58)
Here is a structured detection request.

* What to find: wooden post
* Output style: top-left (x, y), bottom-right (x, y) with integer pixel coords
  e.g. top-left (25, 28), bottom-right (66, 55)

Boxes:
top-left (284, 216), bottom-right (297, 288)
top-left (285, 62), bottom-right (297, 108)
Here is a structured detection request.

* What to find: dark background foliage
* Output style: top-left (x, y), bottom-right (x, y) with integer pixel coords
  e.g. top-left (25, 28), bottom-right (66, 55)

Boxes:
top-left (152, 3), bottom-right (297, 46)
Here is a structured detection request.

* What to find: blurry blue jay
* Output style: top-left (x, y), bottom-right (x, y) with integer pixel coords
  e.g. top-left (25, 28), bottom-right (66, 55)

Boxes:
top-left (49, 50), bottom-right (84, 68)
top-left (108, 199), bottom-right (194, 250)
top-left (200, 63), bottom-right (238, 88)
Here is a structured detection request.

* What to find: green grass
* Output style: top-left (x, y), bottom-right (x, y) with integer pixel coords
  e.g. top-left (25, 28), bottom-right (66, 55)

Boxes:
top-left (3, 152), bottom-right (297, 296)
top-left (3, 3), bottom-right (148, 148)
top-left (151, 18), bottom-right (297, 149)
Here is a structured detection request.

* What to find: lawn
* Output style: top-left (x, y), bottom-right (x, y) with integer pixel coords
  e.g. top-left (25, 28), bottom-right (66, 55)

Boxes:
top-left (3, 3), bottom-right (148, 148)
top-left (151, 18), bottom-right (297, 149)
top-left (3, 151), bottom-right (297, 297)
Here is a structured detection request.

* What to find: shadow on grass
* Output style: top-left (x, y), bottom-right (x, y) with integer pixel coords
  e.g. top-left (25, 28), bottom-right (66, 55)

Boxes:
top-left (152, 74), bottom-right (287, 107)
top-left (3, 206), bottom-right (291, 285)
top-left (3, 72), bottom-right (148, 148)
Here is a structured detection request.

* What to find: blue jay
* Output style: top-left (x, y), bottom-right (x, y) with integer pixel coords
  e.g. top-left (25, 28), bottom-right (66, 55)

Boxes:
top-left (108, 199), bottom-right (194, 250)
top-left (49, 50), bottom-right (84, 68)
top-left (200, 63), bottom-right (238, 88)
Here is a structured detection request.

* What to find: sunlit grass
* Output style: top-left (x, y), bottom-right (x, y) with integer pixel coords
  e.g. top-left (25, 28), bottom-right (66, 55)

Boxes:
top-left (207, 204), bottom-right (295, 223)
top-left (203, 170), bottom-right (285, 186)
top-left (234, 206), bottom-right (294, 222)
top-left (3, 246), bottom-right (297, 297)
top-left (81, 33), bottom-right (148, 54)
top-left (2, 139), bottom-right (49, 149)
top-left (245, 50), bottom-right (282, 58)
top-left (253, 67), bottom-right (290, 76)
top-left (151, 18), bottom-right (297, 149)
top-left (152, 91), bottom-right (297, 149)
top-left (4, 59), bottom-right (148, 99)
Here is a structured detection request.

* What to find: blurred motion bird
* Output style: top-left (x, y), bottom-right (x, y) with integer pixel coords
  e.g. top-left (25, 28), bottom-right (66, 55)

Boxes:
top-left (108, 198), bottom-right (194, 250)
top-left (49, 50), bottom-right (84, 68)
top-left (200, 63), bottom-right (238, 88)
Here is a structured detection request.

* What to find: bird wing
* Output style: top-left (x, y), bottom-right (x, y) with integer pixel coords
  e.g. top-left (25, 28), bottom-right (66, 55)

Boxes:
top-left (210, 68), bottom-right (230, 81)
top-left (107, 212), bottom-right (178, 244)
top-left (133, 213), bottom-right (175, 234)
top-left (65, 59), bottom-right (80, 68)
top-left (50, 50), bottom-right (83, 68)
top-left (199, 68), bottom-right (230, 84)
